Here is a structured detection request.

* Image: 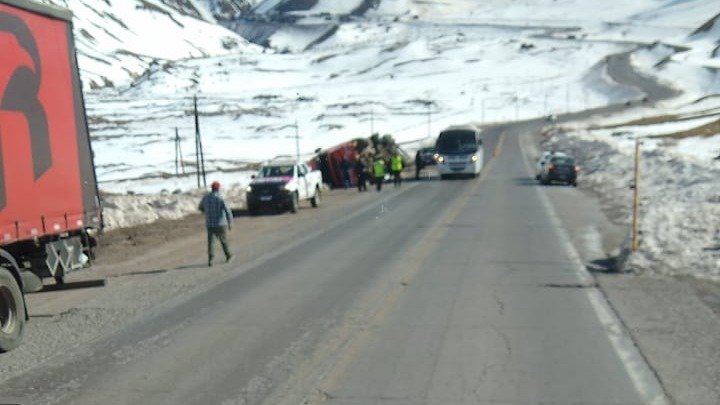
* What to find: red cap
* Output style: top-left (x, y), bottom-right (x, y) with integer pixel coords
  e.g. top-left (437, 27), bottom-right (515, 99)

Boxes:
top-left (211, 181), bottom-right (220, 191)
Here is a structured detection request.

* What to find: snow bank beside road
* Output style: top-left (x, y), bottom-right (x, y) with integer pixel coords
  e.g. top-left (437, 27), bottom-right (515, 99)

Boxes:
top-left (542, 117), bottom-right (720, 280)
top-left (102, 186), bottom-right (247, 230)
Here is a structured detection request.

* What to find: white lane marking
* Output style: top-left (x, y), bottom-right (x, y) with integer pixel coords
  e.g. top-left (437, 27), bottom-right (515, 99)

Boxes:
top-left (517, 132), bottom-right (669, 405)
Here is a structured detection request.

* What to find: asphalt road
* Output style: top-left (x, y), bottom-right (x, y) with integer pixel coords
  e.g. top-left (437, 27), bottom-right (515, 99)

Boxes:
top-left (605, 52), bottom-right (680, 102)
top-left (0, 127), bottom-right (666, 404)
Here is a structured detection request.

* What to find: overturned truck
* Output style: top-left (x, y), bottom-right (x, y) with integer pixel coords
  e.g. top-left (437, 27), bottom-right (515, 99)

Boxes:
top-left (0, 0), bottom-right (102, 351)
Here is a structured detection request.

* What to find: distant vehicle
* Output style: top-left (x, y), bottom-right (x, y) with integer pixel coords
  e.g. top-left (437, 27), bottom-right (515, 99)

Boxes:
top-left (0, 0), bottom-right (102, 352)
top-left (246, 161), bottom-right (323, 214)
top-left (538, 155), bottom-right (578, 186)
top-left (535, 151), bottom-right (567, 180)
top-left (415, 147), bottom-right (438, 166)
top-left (435, 126), bottom-right (484, 179)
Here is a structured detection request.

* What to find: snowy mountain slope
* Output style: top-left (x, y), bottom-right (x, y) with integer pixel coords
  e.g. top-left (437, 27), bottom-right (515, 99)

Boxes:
top-left (196, 0), bottom-right (257, 19)
top-left (84, 0), bottom-right (720, 193)
top-left (39, 0), bottom-right (259, 90)
top-left (68, 0), bottom-right (720, 277)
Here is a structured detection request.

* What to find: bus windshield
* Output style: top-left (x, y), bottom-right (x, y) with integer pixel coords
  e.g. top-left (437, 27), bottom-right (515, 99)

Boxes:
top-left (436, 130), bottom-right (479, 153)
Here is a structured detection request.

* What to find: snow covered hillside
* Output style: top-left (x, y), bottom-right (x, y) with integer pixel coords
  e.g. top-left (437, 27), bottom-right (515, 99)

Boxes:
top-left (39, 0), bottom-right (259, 90)
top-left (58, 0), bottom-right (720, 278)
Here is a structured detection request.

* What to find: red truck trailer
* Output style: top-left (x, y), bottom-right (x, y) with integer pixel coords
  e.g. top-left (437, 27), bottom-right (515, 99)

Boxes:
top-left (312, 141), bottom-right (360, 188)
top-left (0, 0), bottom-right (102, 351)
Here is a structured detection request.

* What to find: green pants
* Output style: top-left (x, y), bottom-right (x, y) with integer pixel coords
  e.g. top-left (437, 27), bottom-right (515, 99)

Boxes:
top-left (207, 226), bottom-right (231, 261)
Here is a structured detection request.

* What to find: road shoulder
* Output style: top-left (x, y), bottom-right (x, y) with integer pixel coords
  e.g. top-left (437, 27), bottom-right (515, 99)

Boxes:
top-left (0, 187), bottom-right (385, 384)
top-left (523, 127), bottom-right (720, 404)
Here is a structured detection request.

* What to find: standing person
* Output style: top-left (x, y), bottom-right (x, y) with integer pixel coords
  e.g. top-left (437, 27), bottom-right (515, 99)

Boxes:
top-left (355, 159), bottom-right (367, 192)
top-left (391, 152), bottom-right (404, 187)
top-left (199, 181), bottom-right (233, 267)
top-left (415, 150), bottom-right (426, 180)
top-left (373, 155), bottom-right (386, 192)
top-left (340, 157), bottom-right (351, 189)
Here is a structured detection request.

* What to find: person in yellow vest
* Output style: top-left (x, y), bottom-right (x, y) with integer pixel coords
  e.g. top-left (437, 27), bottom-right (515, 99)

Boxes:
top-left (373, 155), bottom-right (386, 192)
top-left (391, 152), bottom-right (404, 187)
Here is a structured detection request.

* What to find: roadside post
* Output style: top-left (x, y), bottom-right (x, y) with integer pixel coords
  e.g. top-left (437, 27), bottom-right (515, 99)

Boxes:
top-left (632, 138), bottom-right (641, 252)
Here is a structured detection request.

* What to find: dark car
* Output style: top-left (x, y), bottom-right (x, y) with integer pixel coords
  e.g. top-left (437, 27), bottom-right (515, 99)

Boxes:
top-left (539, 155), bottom-right (578, 186)
top-left (416, 147), bottom-right (438, 166)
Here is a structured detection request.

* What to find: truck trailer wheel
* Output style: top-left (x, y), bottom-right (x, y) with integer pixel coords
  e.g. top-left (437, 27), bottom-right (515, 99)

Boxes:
top-left (310, 187), bottom-right (321, 208)
top-left (0, 268), bottom-right (25, 352)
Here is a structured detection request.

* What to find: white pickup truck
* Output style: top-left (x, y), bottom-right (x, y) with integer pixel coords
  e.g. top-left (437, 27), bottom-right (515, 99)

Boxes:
top-left (245, 161), bottom-right (323, 214)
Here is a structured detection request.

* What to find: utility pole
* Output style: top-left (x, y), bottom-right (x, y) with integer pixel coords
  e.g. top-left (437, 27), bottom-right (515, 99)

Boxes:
top-left (565, 83), bottom-right (570, 114)
top-left (194, 95), bottom-right (206, 188)
top-left (427, 102), bottom-right (432, 138)
top-left (174, 127), bottom-right (185, 175)
top-left (294, 120), bottom-right (300, 163)
top-left (370, 109), bottom-right (374, 135)
top-left (632, 138), bottom-right (641, 252)
top-left (481, 99), bottom-right (485, 124)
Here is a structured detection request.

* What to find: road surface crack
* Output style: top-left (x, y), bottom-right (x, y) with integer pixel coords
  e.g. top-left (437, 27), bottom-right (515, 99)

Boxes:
top-left (493, 288), bottom-right (505, 316)
top-left (541, 282), bottom-right (599, 289)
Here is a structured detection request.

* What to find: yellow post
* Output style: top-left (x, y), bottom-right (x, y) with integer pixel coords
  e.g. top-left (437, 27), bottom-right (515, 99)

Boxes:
top-left (632, 139), bottom-right (641, 252)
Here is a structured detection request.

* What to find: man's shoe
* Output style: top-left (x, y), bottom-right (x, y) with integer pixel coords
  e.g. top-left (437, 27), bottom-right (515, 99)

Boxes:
top-left (208, 260), bottom-right (213, 267)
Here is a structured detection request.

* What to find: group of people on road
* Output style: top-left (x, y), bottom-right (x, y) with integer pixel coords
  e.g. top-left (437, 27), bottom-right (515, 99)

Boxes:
top-left (348, 152), bottom-right (404, 192)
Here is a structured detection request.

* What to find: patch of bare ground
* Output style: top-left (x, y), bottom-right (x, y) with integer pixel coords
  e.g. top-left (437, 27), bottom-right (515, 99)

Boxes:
top-left (651, 117), bottom-right (720, 139)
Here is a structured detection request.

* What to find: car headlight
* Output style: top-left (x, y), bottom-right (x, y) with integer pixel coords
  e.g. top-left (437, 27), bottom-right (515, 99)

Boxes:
top-left (437, 155), bottom-right (445, 163)
top-left (245, 185), bottom-right (253, 193)
top-left (470, 155), bottom-right (478, 162)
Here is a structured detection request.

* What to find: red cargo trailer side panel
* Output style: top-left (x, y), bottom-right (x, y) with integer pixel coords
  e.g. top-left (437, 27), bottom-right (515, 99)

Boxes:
top-left (0, 2), bottom-right (100, 244)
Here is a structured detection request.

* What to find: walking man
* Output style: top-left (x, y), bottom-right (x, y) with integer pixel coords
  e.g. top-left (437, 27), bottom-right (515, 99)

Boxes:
top-left (391, 152), bottom-right (404, 187)
top-left (373, 155), bottom-right (386, 192)
top-left (415, 150), bottom-right (425, 180)
top-left (356, 159), bottom-right (367, 192)
top-left (199, 181), bottom-right (233, 267)
top-left (341, 157), bottom-right (351, 189)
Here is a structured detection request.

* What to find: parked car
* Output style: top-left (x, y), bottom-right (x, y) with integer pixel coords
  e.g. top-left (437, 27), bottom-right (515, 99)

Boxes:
top-left (416, 147), bottom-right (438, 166)
top-left (246, 161), bottom-right (323, 214)
top-left (535, 151), bottom-right (567, 180)
top-left (538, 155), bottom-right (578, 186)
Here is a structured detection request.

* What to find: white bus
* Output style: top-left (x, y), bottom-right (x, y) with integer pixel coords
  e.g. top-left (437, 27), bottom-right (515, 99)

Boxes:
top-left (435, 126), bottom-right (484, 179)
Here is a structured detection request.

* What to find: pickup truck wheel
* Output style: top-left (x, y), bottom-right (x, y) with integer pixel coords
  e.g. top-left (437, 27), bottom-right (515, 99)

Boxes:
top-left (290, 192), bottom-right (299, 214)
top-left (0, 268), bottom-right (25, 352)
top-left (310, 187), bottom-right (321, 208)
